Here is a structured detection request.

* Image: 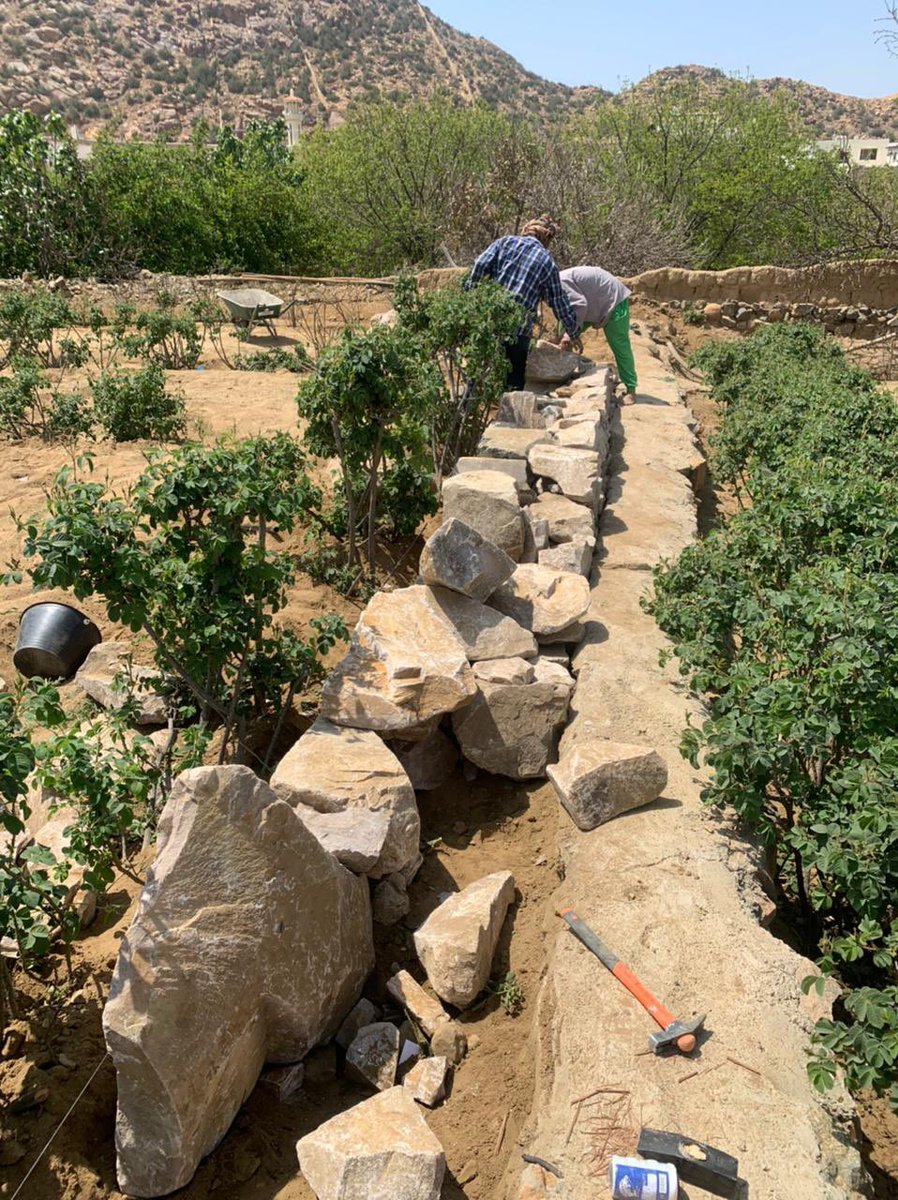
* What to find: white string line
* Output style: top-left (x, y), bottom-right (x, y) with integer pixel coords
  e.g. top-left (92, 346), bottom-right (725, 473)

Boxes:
top-left (10, 1052), bottom-right (111, 1200)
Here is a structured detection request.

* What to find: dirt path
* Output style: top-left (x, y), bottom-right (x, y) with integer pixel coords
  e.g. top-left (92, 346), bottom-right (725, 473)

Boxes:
top-left (416, 3), bottom-right (475, 104)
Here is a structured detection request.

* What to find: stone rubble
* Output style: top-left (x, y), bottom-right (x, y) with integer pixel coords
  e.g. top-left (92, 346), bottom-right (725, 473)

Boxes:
top-left (296, 1086), bottom-right (446, 1200)
top-left (103, 765), bottom-right (374, 1199)
top-left (345, 1022), bottom-right (400, 1091)
top-left (413, 871), bottom-right (516, 1008)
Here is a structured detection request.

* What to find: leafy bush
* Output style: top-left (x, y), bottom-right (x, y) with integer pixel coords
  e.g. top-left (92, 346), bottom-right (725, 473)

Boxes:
top-left (115, 305), bottom-right (203, 369)
top-left (650, 323), bottom-right (898, 1110)
top-left (234, 345), bottom-right (311, 373)
top-left (0, 288), bottom-right (85, 369)
top-left (91, 364), bottom-right (187, 442)
top-left (0, 356), bottom-right (93, 442)
top-left (11, 437), bottom-right (345, 763)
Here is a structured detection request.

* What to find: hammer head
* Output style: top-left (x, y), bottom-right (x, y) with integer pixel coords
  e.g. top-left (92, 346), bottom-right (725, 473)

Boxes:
top-left (649, 1013), bottom-right (706, 1055)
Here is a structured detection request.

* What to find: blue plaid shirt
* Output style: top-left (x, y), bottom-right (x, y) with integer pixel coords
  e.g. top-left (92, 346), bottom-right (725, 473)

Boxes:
top-left (465, 235), bottom-right (578, 336)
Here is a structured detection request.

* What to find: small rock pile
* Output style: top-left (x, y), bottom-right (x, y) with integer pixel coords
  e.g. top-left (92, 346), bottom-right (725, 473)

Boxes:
top-left (101, 345), bottom-right (672, 1199)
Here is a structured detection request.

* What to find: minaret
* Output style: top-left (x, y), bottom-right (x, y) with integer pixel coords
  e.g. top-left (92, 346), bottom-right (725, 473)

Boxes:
top-left (283, 90), bottom-right (303, 148)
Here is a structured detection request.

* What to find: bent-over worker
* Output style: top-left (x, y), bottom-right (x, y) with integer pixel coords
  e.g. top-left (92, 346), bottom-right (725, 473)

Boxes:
top-left (465, 215), bottom-right (578, 390)
top-left (558, 265), bottom-right (637, 404)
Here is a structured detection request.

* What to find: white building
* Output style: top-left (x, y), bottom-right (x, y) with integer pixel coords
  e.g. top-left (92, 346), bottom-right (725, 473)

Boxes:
top-left (816, 135), bottom-right (898, 167)
top-left (282, 94), bottom-right (304, 148)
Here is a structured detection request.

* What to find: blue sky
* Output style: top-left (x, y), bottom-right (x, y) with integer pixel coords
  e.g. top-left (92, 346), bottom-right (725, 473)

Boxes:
top-left (426, 0), bottom-right (898, 99)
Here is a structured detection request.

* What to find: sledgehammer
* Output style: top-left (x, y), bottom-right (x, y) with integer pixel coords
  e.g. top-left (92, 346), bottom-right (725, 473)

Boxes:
top-left (557, 907), bottom-right (706, 1055)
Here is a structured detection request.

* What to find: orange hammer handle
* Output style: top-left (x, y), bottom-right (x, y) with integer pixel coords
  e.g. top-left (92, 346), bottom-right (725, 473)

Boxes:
top-left (611, 962), bottom-right (674, 1029)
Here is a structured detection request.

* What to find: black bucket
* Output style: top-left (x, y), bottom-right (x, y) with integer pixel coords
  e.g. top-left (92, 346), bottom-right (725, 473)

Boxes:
top-left (13, 602), bottom-right (102, 679)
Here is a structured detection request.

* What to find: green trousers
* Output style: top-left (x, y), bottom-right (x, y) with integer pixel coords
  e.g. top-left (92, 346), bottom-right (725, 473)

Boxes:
top-left (561, 299), bottom-right (638, 393)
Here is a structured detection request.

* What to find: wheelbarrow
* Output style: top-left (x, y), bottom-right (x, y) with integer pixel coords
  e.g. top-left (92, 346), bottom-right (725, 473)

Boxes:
top-left (216, 287), bottom-right (296, 337)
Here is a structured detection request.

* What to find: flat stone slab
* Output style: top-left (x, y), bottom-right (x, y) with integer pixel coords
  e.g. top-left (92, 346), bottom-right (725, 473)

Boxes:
top-left (296, 1086), bottom-right (446, 1200)
top-left (419, 517), bottom-right (515, 601)
top-left (477, 424), bottom-right (549, 460)
top-left (320, 586), bottom-right (476, 734)
top-left (528, 443), bottom-right (603, 509)
top-left (103, 765), bottom-right (373, 1198)
top-left (413, 871), bottom-right (516, 1007)
top-left (442, 471), bottom-right (525, 561)
top-left (455, 456), bottom-right (530, 492)
top-left (538, 539), bottom-right (595, 576)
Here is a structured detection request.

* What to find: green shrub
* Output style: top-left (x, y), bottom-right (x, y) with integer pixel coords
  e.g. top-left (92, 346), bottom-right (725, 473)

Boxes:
top-left (234, 345), bottom-right (311, 373)
top-left (115, 305), bottom-right (203, 370)
top-left (0, 356), bottom-right (93, 442)
top-left (650, 323), bottom-right (898, 1110)
top-left (0, 288), bottom-right (86, 370)
top-left (91, 364), bottom-right (187, 442)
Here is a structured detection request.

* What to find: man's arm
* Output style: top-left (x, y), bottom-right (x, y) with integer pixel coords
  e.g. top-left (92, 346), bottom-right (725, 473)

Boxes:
top-left (464, 239), bottom-right (500, 290)
top-left (544, 265), bottom-right (579, 337)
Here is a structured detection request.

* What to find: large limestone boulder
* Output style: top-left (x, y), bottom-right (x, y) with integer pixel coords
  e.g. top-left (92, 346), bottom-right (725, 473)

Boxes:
top-left (538, 538), bottom-right (595, 576)
top-left (527, 444), bottom-right (604, 510)
top-left (442, 472), bottom-right (525, 560)
top-left (419, 517), bottom-right (515, 601)
top-left (296, 1086), bottom-right (445, 1200)
top-left (529, 493), bottom-right (596, 544)
top-left (75, 642), bottom-right (167, 725)
top-left (490, 564), bottom-right (591, 636)
top-left (548, 741), bottom-right (669, 831)
top-left (103, 765), bottom-right (374, 1199)
top-left (413, 871), bottom-right (516, 1008)
top-left (525, 340), bottom-right (580, 385)
top-left (452, 679), bottom-right (569, 780)
top-left (320, 587), bottom-right (476, 735)
top-left (391, 728), bottom-right (458, 792)
top-left (421, 586), bottom-right (537, 661)
top-left (270, 717), bottom-right (420, 879)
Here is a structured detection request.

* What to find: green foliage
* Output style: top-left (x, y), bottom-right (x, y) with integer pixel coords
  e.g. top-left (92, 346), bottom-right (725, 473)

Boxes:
top-left (0, 356), bottom-right (93, 443)
top-left (488, 970), bottom-right (525, 1017)
top-left (393, 275), bottom-right (524, 477)
top-left (649, 323), bottom-right (898, 1109)
top-left (297, 323), bottom-right (441, 571)
top-left (115, 304), bottom-right (203, 369)
top-left (90, 363), bottom-right (187, 442)
top-left (0, 681), bottom-right (206, 968)
top-left (13, 437), bottom-right (344, 762)
top-left (234, 345), bottom-right (311, 373)
top-left (0, 288), bottom-right (85, 369)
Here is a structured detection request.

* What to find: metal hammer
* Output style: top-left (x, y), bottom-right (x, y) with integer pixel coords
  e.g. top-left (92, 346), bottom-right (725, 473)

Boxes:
top-left (557, 907), bottom-right (706, 1055)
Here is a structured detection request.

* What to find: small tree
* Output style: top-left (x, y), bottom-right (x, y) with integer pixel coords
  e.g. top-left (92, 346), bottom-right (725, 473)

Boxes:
top-left (11, 435), bottom-right (344, 764)
top-left (297, 323), bottom-right (441, 572)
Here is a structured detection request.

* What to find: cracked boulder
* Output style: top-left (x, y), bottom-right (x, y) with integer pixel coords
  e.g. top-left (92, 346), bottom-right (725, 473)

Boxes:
top-left (525, 340), bottom-right (580, 385)
top-left (527, 444), bottom-right (604, 510)
top-left (103, 765), bottom-right (373, 1199)
top-left (419, 517), bottom-right (515, 602)
top-left (548, 741), bottom-right (669, 831)
top-left (320, 587), bottom-right (476, 735)
top-left (442, 471), bottom-right (525, 560)
top-left (296, 1086), bottom-right (445, 1200)
top-left (75, 642), bottom-right (167, 725)
top-left (270, 717), bottom-right (420, 879)
top-left (490, 564), bottom-right (591, 637)
top-left (413, 871), bottom-right (516, 1008)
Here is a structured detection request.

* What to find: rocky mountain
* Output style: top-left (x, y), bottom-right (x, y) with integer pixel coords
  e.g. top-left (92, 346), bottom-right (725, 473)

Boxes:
top-left (2, 2), bottom-right (896, 142)
top-left (0, 0), bottom-right (605, 138)
top-left (634, 65), bottom-right (898, 140)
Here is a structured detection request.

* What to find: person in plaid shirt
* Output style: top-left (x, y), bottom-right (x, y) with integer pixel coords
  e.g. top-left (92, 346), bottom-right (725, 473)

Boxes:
top-left (465, 214), bottom-right (578, 389)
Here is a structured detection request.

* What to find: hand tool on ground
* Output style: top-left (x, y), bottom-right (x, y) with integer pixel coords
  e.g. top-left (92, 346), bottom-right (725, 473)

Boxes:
top-left (637, 1129), bottom-right (741, 1198)
top-left (557, 907), bottom-right (706, 1055)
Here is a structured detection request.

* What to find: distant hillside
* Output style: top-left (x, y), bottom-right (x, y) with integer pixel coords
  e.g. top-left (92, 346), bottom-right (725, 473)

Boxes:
top-left (0, 0), bottom-right (605, 137)
top-left (633, 65), bottom-right (898, 140)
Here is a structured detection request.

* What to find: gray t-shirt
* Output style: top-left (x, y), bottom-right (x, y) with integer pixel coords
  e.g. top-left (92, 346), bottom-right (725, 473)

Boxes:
top-left (559, 266), bottom-right (631, 331)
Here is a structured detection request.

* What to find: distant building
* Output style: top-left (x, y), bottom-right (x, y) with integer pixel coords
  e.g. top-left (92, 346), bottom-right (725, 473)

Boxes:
top-left (282, 94), bottom-right (304, 148)
top-left (816, 135), bottom-right (898, 167)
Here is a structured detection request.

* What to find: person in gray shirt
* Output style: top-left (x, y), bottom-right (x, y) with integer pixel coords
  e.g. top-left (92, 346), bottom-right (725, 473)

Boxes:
top-left (557, 266), bottom-right (637, 404)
